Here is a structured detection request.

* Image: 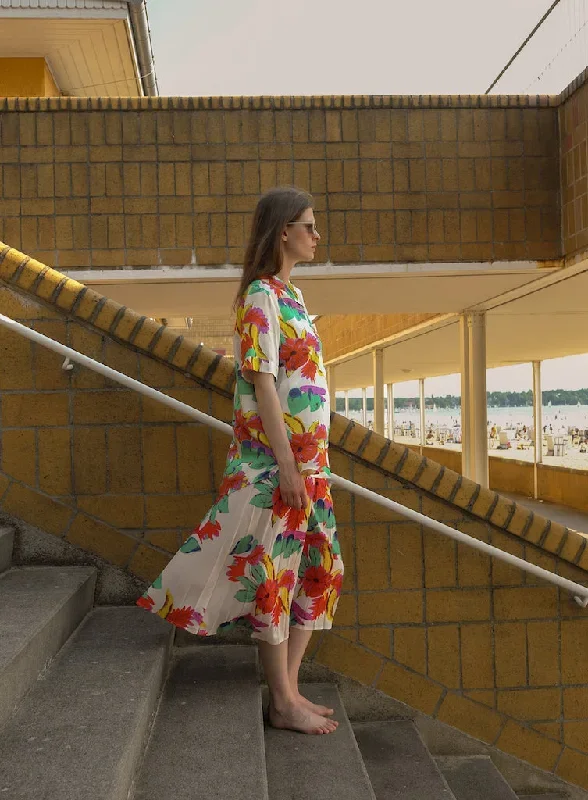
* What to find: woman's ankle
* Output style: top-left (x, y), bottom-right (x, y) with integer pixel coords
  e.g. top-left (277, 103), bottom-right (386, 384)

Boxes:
top-left (269, 691), bottom-right (298, 713)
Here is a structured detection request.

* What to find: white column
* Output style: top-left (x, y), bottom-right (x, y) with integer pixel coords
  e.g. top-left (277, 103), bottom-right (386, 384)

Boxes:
top-left (460, 314), bottom-right (472, 478)
top-left (362, 387), bottom-right (367, 427)
top-left (533, 360), bottom-right (543, 499)
top-left (373, 349), bottom-right (384, 434)
top-left (344, 389), bottom-right (349, 418)
top-left (327, 365), bottom-right (336, 413)
top-left (469, 312), bottom-right (489, 488)
top-left (419, 378), bottom-right (426, 452)
top-left (387, 383), bottom-right (394, 440)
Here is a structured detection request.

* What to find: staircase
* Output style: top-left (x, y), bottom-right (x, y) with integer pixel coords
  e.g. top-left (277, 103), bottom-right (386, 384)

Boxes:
top-left (0, 526), bottom-right (574, 800)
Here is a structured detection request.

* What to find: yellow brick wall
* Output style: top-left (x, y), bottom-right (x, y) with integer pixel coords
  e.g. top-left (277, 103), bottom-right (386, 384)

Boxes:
top-left (561, 77), bottom-right (588, 258)
top-left (0, 95), bottom-right (561, 270)
top-left (1, 242), bottom-right (588, 790)
top-left (317, 312), bottom-right (440, 361)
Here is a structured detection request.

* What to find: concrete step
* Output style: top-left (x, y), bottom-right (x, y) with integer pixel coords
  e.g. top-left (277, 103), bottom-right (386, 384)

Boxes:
top-left (0, 565), bottom-right (96, 728)
top-left (353, 719), bottom-right (456, 799)
top-left (0, 526), bottom-right (14, 573)
top-left (0, 607), bottom-right (173, 800)
top-left (438, 755), bottom-right (518, 800)
top-left (134, 645), bottom-right (268, 800)
top-left (264, 683), bottom-right (376, 800)
top-left (516, 795), bottom-right (570, 799)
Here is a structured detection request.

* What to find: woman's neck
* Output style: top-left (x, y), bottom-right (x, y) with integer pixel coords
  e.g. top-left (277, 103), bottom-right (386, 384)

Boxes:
top-left (277, 259), bottom-right (294, 284)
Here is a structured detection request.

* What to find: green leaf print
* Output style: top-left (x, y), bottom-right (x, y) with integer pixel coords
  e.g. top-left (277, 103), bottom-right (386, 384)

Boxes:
top-left (215, 495), bottom-right (230, 514)
top-left (281, 534), bottom-right (303, 559)
top-left (241, 443), bottom-right (276, 470)
top-left (238, 576), bottom-right (258, 593)
top-left (332, 532), bottom-right (341, 555)
top-left (179, 536), bottom-right (202, 554)
top-left (231, 534), bottom-right (256, 555)
top-left (152, 574), bottom-right (163, 590)
top-left (287, 388), bottom-right (309, 416)
top-left (237, 374), bottom-right (256, 395)
top-left (309, 547), bottom-right (322, 567)
top-left (250, 491), bottom-right (273, 509)
top-left (235, 588), bottom-right (257, 603)
top-left (250, 564), bottom-right (266, 585)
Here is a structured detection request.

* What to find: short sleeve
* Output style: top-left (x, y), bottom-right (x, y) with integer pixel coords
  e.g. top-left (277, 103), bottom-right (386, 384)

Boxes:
top-left (236, 281), bottom-right (280, 379)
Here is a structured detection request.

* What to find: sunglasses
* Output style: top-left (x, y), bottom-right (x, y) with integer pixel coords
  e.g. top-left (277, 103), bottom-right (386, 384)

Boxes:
top-left (286, 221), bottom-right (319, 236)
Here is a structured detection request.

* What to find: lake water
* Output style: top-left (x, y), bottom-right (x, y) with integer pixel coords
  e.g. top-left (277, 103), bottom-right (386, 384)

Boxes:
top-left (344, 405), bottom-right (588, 434)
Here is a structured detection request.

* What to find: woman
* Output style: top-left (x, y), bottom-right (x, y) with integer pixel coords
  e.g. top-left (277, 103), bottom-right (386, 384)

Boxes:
top-left (137, 187), bottom-right (344, 736)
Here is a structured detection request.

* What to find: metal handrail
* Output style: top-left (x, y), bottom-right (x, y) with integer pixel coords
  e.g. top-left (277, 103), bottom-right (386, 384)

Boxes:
top-left (1, 311), bottom-right (587, 607)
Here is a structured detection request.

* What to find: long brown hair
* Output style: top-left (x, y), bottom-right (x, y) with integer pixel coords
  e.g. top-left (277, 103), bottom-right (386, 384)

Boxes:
top-left (234, 186), bottom-right (313, 307)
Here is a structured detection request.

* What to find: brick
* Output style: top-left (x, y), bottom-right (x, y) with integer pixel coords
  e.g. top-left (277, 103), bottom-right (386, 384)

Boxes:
top-left (390, 523), bottom-right (425, 589)
top-left (143, 427), bottom-right (177, 493)
top-left (77, 495), bottom-right (144, 528)
top-left (1, 481), bottom-right (73, 536)
top-left (461, 623), bottom-right (494, 689)
top-left (1, 429), bottom-right (36, 484)
top-left (38, 428), bottom-right (72, 496)
top-left (377, 661), bottom-right (442, 715)
top-left (563, 687), bottom-right (588, 719)
top-left (561, 620), bottom-right (588, 683)
top-left (427, 625), bottom-right (460, 688)
top-left (437, 693), bottom-right (503, 743)
top-left (315, 634), bottom-right (383, 686)
top-left (72, 390), bottom-right (141, 424)
top-left (424, 534), bottom-right (457, 588)
top-left (107, 427), bottom-right (142, 493)
top-left (359, 627), bottom-right (391, 657)
top-left (527, 621), bottom-right (560, 685)
top-left (495, 622), bottom-right (527, 687)
top-left (496, 720), bottom-right (561, 771)
top-left (73, 427), bottom-right (107, 494)
top-left (66, 513), bottom-right (137, 567)
top-left (556, 748), bottom-right (588, 791)
top-left (358, 590), bottom-right (423, 625)
top-left (128, 545), bottom-right (170, 583)
top-left (493, 586), bottom-right (559, 619)
top-left (497, 688), bottom-right (561, 721)
top-left (394, 626), bottom-right (426, 674)
top-left (2, 392), bottom-right (69, 427)
top-left (144, 493), bottom-right (214, 528)
top-left (356, 523), bottom-right (390, 590)
top-left (0, 326), bottom-right (34, 389)
top-left (426, 589), bottom-right (490, 622)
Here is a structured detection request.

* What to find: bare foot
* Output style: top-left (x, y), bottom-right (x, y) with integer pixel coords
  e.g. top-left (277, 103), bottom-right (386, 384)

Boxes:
top-left (268, 699), bottom-right (339, 735)
top-left (294, 692), bottom-right (335, 717)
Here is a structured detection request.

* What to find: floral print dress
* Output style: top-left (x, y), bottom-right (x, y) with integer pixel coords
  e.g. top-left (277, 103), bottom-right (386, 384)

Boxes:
top-left (137, 276), bottom-right (344, 645)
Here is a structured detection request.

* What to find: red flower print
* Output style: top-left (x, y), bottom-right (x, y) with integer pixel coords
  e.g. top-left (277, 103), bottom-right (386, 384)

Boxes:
top-left (302, 565), bottom-right (331, 597)
top-left (226, 544), bottom-right (265, 582)
top-left (290, 432), bottom-right (319, 463)
top-left (272, 485), bottom-right (307, 530)
top-left (240, 332), bottom-right (254, 362)
top-left (233, 410), bottom-right (250, 442)
top-left (256, 579), bottom-right (279, 614)
top-left (136, 594), bottom-right (154, 610)
top-left (304, 531), bottom-right (328, 554)
top-left (218, 470), bottom-right (247, 498)
top-left (243, 306), bottom-right (269, 332)
top-left (166, 606), bottom-right (202, 629)
top-left (194, 519), bottom-right (222, 541)
top-left (267, 277), bottom-right (287, 297)
top-left (310, 594), bottom-right (328, 618)
top-left (301, 358), bottom-right (318, 380)
top-left (280, 338), bottom-right (309, 372)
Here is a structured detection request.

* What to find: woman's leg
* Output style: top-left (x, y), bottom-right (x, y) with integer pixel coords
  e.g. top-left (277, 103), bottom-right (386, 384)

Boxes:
top-left (286, 627), bottom-right (334, 716)
top-left (257, 637), bottom-right (338, 734)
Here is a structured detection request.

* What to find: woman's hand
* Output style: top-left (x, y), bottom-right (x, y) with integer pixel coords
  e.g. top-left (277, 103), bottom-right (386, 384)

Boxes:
top-left (279, 460), bottom-right (309, 510)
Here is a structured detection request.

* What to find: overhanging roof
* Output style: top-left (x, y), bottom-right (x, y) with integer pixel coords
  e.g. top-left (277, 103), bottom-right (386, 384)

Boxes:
top-left (0, 0), bottom-right (157, 96)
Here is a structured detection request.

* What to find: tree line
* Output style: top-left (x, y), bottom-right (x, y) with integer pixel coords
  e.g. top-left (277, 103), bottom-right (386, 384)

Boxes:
top-left (336, 389), bottom-right (588, 412)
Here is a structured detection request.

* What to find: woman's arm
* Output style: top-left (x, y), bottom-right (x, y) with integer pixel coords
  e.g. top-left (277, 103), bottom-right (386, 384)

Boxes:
top-left (249, 371), bottom-right (308, 510)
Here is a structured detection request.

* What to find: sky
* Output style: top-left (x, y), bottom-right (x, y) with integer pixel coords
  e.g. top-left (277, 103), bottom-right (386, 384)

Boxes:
top-left (147, 0), bottom-right (588, 96)
top-left (146, 0), bottom-right (588, 391)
